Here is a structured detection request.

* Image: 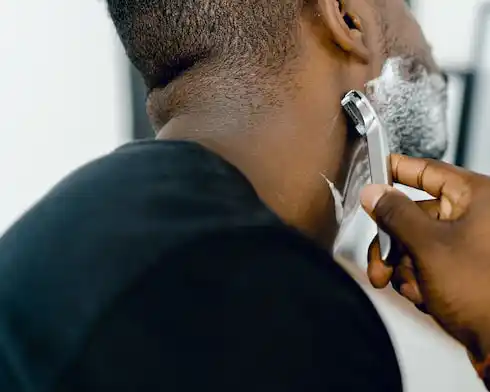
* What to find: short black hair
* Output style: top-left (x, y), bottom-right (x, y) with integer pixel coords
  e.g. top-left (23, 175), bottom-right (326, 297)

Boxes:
top-left (107, 0), bottom-right (303, 91)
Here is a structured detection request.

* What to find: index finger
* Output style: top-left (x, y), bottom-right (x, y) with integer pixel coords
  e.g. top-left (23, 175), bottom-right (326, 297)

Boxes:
top-left (390, 154), bottom-right (473, 218)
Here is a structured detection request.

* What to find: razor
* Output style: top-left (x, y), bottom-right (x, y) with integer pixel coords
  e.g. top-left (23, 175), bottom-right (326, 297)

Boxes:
top-left (341, 90), bottom-right (393, 262)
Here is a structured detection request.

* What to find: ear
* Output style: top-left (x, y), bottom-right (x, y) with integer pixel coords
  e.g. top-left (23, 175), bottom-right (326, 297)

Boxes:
top-left (318, 0), bottom-right (369, 62)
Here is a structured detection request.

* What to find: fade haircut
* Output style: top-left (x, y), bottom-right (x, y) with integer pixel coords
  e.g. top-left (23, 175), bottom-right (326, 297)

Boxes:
top-left (107, 0), bottom-right (303, 91)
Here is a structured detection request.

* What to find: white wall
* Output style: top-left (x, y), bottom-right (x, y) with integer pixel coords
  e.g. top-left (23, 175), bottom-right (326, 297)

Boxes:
top-left (0, 0), bottom-right (131, 234)
top-left (422, 0), bottom-right (490, 175)
top-left (415, 1), bottom-right (490, 172)
top-left (415, 0), bottom-right (483, 68)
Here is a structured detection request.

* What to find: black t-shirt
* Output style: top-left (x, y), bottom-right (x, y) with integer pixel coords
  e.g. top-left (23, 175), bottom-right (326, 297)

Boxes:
top-left (0, 141), bottom-right (402, 391)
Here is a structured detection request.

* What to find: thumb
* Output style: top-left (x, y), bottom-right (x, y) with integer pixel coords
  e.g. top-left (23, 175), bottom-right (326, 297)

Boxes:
top-left (360, 184), bottom-right (438, 254)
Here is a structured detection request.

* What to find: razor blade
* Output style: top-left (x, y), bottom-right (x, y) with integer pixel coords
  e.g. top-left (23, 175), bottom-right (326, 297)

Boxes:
top-left (341, 90), bottom-right (393, 262)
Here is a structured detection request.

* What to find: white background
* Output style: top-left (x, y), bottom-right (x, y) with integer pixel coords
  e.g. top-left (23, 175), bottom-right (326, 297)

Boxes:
top-left (0, 0), bottom-right (131, 235)
top-left (415, 0), bottom-right (484, 69)
top-left (0, 1), bottom-right (488, 391)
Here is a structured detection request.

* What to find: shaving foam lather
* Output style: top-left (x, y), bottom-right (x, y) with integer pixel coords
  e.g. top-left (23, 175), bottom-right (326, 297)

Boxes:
top-left (341, 90), bottom-right (393, 262)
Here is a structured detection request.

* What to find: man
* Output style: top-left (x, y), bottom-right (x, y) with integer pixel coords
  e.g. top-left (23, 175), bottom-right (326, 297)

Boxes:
top-left (110, 0), bottom-right (441, 246)
top-left (0, 1), bottom-right (442, 391)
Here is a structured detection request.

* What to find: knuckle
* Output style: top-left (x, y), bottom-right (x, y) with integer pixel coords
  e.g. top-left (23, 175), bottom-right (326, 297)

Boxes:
top-left (375, 194), bottom-right (402, 227)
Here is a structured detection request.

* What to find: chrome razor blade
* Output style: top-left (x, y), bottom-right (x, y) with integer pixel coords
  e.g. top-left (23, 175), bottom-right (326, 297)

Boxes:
top-left (341, 90), bottom-right (393, 262)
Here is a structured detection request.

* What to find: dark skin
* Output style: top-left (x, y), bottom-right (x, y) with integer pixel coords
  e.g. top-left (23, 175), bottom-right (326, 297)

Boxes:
top-left (155, 0), bottom-right (437, 247)
top-left (361, 155), bottom-right (490, 364)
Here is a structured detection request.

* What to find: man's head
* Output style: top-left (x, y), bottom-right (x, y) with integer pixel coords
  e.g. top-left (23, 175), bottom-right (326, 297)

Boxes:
top-left (107, 0), bottom-right (442, 243)
top-left (107, 0), bottom-right (434, 122)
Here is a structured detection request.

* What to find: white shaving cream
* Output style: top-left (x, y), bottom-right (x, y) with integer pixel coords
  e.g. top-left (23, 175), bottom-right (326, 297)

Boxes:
top-left (326, 57), bottom-right (448, 257)
top-left (321, 173), bottom-right (344, 224)
top-left (366, 57), bottom-right (448, 159)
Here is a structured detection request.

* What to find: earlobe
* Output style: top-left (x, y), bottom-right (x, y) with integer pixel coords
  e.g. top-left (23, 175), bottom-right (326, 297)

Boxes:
top-left (318, 0), bottom-right (370, 63)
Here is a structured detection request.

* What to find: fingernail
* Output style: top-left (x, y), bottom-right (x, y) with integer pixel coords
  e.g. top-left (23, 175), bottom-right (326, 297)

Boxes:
top-left (360, 184), bottom-right (391, 212)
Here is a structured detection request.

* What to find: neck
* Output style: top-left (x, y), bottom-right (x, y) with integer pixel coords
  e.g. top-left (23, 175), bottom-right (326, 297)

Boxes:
top-left (156, 112), bottom-right (346, 249)
top-left (153, 85), bottom-right (348, 248)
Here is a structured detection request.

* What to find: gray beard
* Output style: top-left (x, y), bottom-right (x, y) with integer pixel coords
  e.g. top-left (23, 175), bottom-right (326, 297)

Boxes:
top-left (332, 57), bottom-right (448, 255)
top-left (365, 56), bottom-right (448, 159)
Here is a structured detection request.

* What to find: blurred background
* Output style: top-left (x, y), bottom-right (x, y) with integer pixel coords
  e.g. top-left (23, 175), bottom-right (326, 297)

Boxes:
top-left (1, 0), bottom-right (490, 391)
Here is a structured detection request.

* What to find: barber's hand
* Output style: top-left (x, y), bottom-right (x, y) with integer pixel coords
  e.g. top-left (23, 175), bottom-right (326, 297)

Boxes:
top-left (360, 154), bottom-right (490, 360)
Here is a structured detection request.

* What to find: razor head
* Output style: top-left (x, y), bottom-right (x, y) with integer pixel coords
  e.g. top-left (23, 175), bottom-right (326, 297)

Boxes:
top-left (341, 91), bottom-right (377, 136)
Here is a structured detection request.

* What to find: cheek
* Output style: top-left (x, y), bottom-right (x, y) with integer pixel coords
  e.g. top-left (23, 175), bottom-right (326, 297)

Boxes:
top-left (368, 52), bottom-right (387, 82)
top-left (355, 6), bottom-right (388, 80)
top-left (386, 11), bottom-right (438, 73)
